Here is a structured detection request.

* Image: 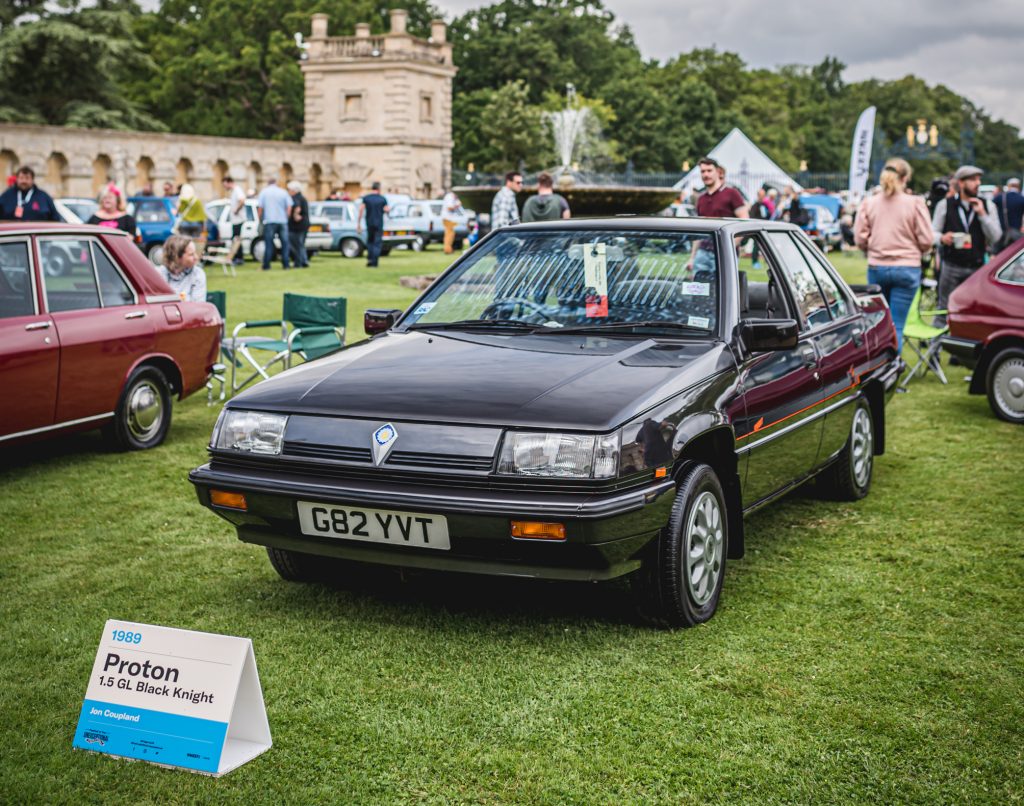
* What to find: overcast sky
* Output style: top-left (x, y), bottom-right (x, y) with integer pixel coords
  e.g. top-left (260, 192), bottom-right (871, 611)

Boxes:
top-left (434, 0), bottom-right (1024, 130)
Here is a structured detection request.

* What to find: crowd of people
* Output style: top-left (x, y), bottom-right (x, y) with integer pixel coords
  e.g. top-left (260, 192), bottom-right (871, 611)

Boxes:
top-left (3, 155), bottom-right (1021, 351)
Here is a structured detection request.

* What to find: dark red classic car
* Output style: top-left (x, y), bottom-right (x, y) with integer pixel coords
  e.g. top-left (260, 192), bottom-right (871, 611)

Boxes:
top-left (0, 222), bottom-right (222, 449)
top-left (942, 238), bottom-right (1024, 423)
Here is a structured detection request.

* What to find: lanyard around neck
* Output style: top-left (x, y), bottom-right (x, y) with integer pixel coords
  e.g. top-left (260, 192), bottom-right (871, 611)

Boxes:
top-left (956, 196), bottom-right (976, 231)
top-left (17, 188), bottom-right (33, 207)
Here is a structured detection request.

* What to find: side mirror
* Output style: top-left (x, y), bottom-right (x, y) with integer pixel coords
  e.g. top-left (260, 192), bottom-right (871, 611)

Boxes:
top-left (364, 308), bottom-right (403, 336)
top-left (739, 318), bottom-right (799, 352)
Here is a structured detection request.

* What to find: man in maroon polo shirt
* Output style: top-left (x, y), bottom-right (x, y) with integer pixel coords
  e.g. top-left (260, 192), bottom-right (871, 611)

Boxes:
top-left (695, 157), bottom-right (749, 219)
top-left (689, 157), bottom-right (748, 276)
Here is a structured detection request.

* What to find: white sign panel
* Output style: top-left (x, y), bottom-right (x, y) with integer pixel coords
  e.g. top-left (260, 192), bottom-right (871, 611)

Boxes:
top-left (72, 620), bottom-right (271, 776)
top-left (848, 106), bottom-right (877, 205)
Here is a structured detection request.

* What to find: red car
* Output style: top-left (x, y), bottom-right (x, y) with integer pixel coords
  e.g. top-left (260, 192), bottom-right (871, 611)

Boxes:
top-left (0, 222), bottom-right (222, 449)
top-left (943, 238), bottom-right (1024, 423)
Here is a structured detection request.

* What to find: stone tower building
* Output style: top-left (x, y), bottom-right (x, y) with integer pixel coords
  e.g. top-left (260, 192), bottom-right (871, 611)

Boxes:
top-left (0, 10), bottom-right (455, 201)
top-left (302, 9), bottom-right (457, 199)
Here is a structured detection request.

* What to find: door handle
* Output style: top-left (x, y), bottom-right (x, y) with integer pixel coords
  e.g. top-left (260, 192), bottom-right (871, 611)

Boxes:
top-left (851, 326), bottom-right (864, 347)
top-left (800, 347), bottom-right (817, 369)
top-left (125, 311), bottom-right (147, 319)
top-left (25, 321), bottom-right (50, 331)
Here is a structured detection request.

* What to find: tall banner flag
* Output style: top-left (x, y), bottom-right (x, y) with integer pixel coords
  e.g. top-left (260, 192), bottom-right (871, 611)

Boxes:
top-left (848, 106), bottom-right (877, 204)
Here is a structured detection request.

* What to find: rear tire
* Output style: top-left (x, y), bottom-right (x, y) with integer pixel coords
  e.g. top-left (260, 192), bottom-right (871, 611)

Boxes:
top-left (146, 242), bottom-right (165, 268)
top-left (634, 463), bottom-right (728, 628)
top-left (819, 397), bottom-right (874, 500)
top-left (411, 235), bottom-right (426, 252)
top-left (340, 238), bottom-right (363, 259)
top-left (105, 366), bottom-right (172, 450)
top-left (985, 347), bottom-right (1024, 423)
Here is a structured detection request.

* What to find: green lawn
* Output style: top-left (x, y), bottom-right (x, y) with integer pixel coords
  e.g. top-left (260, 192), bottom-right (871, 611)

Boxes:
top-left (1, 246), bottom-right (1021, 804)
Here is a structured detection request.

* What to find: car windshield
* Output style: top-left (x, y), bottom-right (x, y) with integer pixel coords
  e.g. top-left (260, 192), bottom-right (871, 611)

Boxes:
top-left (63, 200), bottom-right (98, 221)
top-left (401, 229), bottom-right (720, 335)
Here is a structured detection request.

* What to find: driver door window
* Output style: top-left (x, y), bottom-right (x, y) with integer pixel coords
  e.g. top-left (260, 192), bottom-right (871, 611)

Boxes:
top-left (766, 232), bottom-right (831, 329)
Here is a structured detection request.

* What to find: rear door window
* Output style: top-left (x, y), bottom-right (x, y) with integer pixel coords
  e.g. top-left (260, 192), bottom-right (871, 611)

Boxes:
top-left (39, 238), bottom-right (101, 312)
top-left (93, 243), bottom-right (136, 307)
top-left (0, 240), bottom-right (35, 318)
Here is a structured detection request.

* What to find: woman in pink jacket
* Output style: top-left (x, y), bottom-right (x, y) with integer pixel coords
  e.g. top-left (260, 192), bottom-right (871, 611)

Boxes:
top-left (854, 158), bottom-right (934, 351)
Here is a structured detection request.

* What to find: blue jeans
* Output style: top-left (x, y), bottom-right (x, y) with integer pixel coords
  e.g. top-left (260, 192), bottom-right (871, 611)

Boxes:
top-left (366, 225), bottom-right (383, 266)
top-left (867, 265), bottom-right (920, 352)
top-left (262, 222), bottom-right (290, 269)
top-left (289, 229), bottom-right (308, 266)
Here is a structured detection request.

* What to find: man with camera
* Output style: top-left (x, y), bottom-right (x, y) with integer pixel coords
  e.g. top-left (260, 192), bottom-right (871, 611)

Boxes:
top-left (932, 165), bottom-right (1002, 313)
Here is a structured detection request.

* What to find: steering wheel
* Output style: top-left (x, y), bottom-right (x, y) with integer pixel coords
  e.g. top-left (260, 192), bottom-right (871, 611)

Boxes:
top-left (480, 297), bottom-right (552, 324)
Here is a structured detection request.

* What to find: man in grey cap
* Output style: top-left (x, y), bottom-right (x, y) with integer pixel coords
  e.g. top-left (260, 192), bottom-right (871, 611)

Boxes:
top-left (932, 165), bottom-right (1002, 315)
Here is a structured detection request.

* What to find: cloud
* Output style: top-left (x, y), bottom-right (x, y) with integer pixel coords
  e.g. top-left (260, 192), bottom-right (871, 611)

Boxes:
top-left (433, 0), bottom-right (1024, 129)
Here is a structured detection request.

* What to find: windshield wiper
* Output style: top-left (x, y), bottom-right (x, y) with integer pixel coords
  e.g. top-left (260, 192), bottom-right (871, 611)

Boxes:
top-left (406, 318), bottom-right (539, 332)
top-left (554, 321), bottom-right (710, 335)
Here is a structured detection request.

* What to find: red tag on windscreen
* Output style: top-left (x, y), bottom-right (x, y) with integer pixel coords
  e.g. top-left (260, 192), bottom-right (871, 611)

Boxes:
top-left (585, 294), bottom-right (608, 318)
top-left (14, 205), bottom-right (23, 219)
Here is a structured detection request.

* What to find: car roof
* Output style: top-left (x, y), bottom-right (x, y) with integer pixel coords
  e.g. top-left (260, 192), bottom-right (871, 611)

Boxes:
top-left (0, 221), bottom-right (133, 237)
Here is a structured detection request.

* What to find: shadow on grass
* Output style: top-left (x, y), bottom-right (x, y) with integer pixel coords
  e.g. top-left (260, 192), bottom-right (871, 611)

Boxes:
top-left (0, 430), bottom-right (114, 474)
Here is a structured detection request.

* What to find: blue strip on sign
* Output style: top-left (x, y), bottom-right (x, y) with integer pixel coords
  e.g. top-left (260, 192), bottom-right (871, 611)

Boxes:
top-left (73, 699), bottom-right (228, 774)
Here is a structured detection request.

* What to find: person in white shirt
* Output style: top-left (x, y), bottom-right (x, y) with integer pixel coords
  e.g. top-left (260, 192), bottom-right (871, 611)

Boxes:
top-left (441, 188), bottom-right (464, 254)
top-left (223, 175), bottom-right (247, 265)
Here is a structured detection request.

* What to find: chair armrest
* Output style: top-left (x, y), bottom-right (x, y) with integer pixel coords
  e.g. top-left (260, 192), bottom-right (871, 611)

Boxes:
top-left (287, 325), bottom-right (344, 350)
top-left (233, 319), bottom-right (283, 338)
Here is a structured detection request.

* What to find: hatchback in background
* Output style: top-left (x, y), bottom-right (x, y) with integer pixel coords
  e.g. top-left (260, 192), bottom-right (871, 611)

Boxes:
top-left (0, 222), bottom-right (221, 450)
top-left (386, 199), bottom-right (470, 251)
top-left (942, 238), bottom-right (1024, 423)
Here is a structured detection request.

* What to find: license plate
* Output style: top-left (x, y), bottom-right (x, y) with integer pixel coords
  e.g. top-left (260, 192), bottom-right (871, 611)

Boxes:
top-left (297, 502), bottom-right (450, 550)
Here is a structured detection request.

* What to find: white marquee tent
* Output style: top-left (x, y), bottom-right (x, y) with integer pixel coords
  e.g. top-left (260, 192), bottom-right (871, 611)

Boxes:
top-left (675, 128), bottom-right (802, 202)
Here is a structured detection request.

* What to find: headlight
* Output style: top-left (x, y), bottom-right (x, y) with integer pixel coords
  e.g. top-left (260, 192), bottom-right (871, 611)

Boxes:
top-left (213, 410), bottom-right (288, 455)
top-left (497, 431), bottom-right (620, 479)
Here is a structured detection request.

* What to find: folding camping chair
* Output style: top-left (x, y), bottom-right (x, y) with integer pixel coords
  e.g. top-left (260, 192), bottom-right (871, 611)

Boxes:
top-left (205, 290), bottom-right (229, 404)
top-left (900, 278), bottom-right (948, 388)
top-left (202, 237), bottom-right (242, 277)
top-left (230, 293), bottom-right (347, 394)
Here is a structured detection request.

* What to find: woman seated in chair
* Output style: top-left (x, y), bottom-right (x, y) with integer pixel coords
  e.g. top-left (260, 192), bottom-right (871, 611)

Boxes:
top-left (160, 234), bottom-right (207, 303)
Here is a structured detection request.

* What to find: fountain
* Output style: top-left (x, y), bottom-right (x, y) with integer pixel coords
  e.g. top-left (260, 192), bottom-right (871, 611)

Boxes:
top-left (454, 84), bottom-right (680, 218)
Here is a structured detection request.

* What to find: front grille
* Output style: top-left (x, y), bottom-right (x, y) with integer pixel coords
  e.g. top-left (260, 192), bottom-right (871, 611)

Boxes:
top-left (284, 442), bottom-right (371, 463)
top-left (209, 452), bottom-right (644, 494)
top-left (386, 450), bottom-right (494, 472)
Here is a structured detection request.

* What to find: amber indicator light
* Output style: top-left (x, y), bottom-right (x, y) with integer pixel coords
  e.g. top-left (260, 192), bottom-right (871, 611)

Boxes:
top-left (511, 521), bottom-right (566, 541)
top-left (655, 467), bottom-right (668, 478)
top-left (210, 489), bottom-right (248, 510)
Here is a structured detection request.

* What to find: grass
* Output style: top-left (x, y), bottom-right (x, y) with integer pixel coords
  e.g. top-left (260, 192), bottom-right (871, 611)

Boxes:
top-left (1, 246), bottom-right (1022, 804)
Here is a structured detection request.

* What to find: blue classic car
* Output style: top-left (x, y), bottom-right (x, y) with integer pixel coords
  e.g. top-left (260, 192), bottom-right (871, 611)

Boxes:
top-left (309, 201), bottom-right (417, 258)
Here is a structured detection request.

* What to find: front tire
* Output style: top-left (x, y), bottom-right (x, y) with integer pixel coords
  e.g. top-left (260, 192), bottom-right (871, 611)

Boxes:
top-left (634, 463), bottom-right (728, 628)
top-left (986, 347), bottom-right (1024, 423)
top-left (820, 397), bottom-right (874, 500)
top-left (105, 366), bottom-right (172, 450)
top-left (266, 546), bottom-right (332, 582)
top-left (146, 242), bottom-right (165, 268)
top-left (411, 235), bottom-right (426, 252)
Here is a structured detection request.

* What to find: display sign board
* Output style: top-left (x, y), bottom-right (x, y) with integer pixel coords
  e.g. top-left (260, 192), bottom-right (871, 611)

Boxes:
top-left (72, 620), bottom-right (271, 776)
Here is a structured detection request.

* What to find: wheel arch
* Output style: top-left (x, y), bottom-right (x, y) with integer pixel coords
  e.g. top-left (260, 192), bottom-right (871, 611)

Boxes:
top-left (970, 334), bottom-right (1024, 395)
top-left (860, 381), bottom-right (886, 455)
top-left (673, 425), bottom-right (744, 559)
top-left (125, 354), bottom-right (183, 399)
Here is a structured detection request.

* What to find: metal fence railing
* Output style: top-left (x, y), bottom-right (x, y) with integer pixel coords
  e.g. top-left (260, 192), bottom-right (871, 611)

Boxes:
top-left (457, 169), bottom-right (683, 188)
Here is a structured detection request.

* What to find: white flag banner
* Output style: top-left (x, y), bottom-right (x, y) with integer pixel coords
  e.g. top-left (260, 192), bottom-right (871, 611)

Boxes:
top-left (848, 106), bottom-right (876, 204)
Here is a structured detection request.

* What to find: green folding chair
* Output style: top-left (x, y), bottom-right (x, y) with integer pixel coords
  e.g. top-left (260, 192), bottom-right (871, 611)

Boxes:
top-left (205, 290), bottom-right (228, 404)
top-left (900, 278), bottom-right (948, 388)
top-left (230, 293), bottom-right (347, 393)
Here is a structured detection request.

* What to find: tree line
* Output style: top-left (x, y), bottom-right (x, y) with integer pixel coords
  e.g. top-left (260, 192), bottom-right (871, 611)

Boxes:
top-left (2, 0), bottom-right (1021, 186)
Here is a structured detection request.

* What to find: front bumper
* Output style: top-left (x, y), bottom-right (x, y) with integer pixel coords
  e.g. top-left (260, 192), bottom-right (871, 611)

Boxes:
top-left (189, 463), bottom-right (676, 581)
